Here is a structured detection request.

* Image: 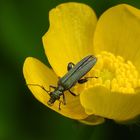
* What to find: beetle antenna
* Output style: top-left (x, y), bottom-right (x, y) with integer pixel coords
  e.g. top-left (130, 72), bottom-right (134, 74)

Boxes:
top-left (26, 84), bottom-right (50, 94)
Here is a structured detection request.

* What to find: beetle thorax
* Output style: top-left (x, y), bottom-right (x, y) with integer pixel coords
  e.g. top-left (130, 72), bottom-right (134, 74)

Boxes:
top-left (57, 85), bottom-right (65, 91)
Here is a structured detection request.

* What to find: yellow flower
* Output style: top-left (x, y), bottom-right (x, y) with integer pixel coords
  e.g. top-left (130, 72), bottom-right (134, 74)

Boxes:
top-left (23, 2), bottom-right (140, 125)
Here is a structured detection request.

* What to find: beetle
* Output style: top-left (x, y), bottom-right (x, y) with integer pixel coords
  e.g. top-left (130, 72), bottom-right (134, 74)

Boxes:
top-left (27, 55), bottom-right (97, 110)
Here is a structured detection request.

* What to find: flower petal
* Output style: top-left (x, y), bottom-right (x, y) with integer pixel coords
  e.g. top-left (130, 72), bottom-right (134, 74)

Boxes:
top-left (43, 2), bottom-right (97, 76)
top-left (80, 86), bottom-right (140, 121)
top-left (79, 115), bottom-right (105, 125)
top-left (23, 57), bottom-right (87, 119)
top-left (94, 4), bottom-right (140, 72)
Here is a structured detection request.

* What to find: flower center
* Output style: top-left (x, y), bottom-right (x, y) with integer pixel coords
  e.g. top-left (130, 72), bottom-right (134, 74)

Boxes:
top-left (85, 51), bottom-right (140, 94)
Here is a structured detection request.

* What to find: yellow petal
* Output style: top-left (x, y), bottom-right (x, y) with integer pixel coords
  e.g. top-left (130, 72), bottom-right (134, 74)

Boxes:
top-left (43, 2), bottom-right (97, 76)
top-left (79, 115), bottom-right (105, 125)
top-left (80, 86), bottom-right (140, 121)
top-left (94, 4), bottom-right (140, 72)
top-left (23, 57), bottom-right (87, 119)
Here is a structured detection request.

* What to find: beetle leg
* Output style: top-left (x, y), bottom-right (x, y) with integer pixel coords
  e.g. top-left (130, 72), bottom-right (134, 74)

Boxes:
top-left (78, 76), bottom-right (98, 84)
top-left (67, 62), bottom-right (75, 71)
top-left (78, 78), bottom-right (88, 84)
top-left (62, 94), bottom-right (66, 105)
top-left (68, 89), bottom-right (77, 96)
top-left (58, 101), bottom-right (62, 110)
top-left (49, 85), bottom-right (56, 89)
top-left (58, 94), bottom-right (66, 110)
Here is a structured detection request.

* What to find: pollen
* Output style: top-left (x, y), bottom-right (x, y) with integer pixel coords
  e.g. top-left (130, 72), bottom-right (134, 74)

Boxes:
top-left (86, 51), bottom-right (140, 94)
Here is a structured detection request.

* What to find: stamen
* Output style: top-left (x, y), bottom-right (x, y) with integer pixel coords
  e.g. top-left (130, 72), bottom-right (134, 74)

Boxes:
top-left (85, 51), bottom-right (140, 94)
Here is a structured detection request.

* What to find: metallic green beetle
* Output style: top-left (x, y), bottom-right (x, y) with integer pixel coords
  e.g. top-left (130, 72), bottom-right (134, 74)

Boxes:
top-left (28, 55), bottom-right (97, 109)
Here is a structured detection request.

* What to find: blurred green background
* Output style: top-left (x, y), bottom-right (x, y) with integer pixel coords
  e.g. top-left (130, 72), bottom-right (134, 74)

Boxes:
top-left (0, 0), bottom-right (140, 140)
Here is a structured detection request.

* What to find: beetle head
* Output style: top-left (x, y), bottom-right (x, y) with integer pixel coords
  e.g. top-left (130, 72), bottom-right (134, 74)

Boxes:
top-left (47, 91), bottom-right (61, 106)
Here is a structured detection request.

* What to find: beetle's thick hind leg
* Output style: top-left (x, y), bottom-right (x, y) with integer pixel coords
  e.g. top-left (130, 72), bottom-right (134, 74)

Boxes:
top-left (78, 78), bottom-right (88, 84)
top-left (67, 62), bottom-right (75, 71)
top-left (78, 76), bottom-right (98, 84)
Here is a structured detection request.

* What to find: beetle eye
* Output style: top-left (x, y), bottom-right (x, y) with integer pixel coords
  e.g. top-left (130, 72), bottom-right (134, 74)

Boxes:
top-left (49, 92), bottom-right (53, 96)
